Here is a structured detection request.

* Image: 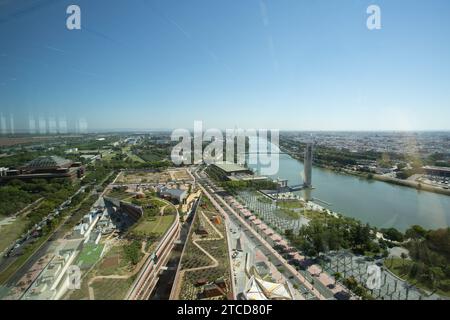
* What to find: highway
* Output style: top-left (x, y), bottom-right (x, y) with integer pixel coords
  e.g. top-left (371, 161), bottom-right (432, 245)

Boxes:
top-left (0, 187), bottom-right (95, 290)
top-left (0, 171), bottom-right (116, 294)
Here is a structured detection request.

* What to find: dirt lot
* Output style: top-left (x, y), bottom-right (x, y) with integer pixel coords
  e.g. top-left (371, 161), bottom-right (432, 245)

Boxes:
top-left (169, 168), bottom-right (192, 181)
top-left (100, 255), bottom-right (120, 269)
top-left (115, 171), bottom-right (171, 184)
top-left (0, 136), bottom-right (52, 147)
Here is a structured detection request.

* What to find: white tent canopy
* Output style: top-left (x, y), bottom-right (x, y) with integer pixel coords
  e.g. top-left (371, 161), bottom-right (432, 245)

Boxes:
top-left (243, 273), bottom-right (293, 300)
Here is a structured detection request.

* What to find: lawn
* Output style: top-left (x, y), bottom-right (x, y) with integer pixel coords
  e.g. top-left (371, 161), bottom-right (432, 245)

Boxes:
top-left (137, 150), bottom-right (167, 162)
top-left (106, 189), bottom-right (132, 201)
top-left (97, 245), bottom-right (130, 276)
top-left (91, 277), bottom-right (134, 300)
top-left (127, 153), bottom-right (146, 163)
top-left (101, 151), bottom-right (117, 161)
top-left (76, 244), bottom-right (104, 269)
top-left (277, 200), bottom-right (304, 209)
top-left (123, 146), bottom-right (145, 163)
top-left (0, 215), bottom-right (27, 253)
top-left (133, 214), bottom-right (175, 236)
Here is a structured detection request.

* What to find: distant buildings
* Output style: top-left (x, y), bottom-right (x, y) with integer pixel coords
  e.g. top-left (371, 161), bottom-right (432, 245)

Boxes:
top-left (65, 148), bottom-right (78, 154)
top-left (423, 166), bottom-right (450, 178)
top-left (0, 167), bottom-right (8, 177)
top-left (303, 143), bottom-right (313, 188)
top-left (0, 156), bottom-right (84, 182)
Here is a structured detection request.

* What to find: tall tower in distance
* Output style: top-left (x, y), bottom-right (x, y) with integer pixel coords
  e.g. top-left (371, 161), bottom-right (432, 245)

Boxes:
top-left (303, 143), bottom-right (313, 188)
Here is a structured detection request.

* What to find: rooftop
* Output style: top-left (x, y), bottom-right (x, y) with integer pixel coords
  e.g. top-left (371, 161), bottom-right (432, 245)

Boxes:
top-left (212, 163), bottom-right (250, 173)
top-left (423, 165), bottom-right (450, 173)
top-left (23, 156), bottom-right (72, 169)
top-left (160, 187), bottom-right (187, 199)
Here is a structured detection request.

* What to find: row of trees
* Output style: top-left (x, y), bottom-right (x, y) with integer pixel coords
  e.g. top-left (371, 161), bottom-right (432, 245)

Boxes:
top-left (0, 178), bottom-right (77, 219)
top-left (285, 212), bottom-right (385, 258)
top-left (221, 180), bottom-right (278, 193)
top-left (404, 228), bottom-right (450, 292)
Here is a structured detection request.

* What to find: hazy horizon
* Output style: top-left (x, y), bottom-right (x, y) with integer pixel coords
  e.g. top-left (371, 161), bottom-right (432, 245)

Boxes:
top-left (1, 0), bottom-right (450, 132)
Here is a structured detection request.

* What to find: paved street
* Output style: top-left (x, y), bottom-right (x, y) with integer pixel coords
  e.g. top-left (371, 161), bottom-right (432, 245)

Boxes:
top-left (194, 169), bottom-right (334, 300)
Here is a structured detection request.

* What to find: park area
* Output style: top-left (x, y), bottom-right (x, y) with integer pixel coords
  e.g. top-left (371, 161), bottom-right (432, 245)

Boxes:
top-left (76, 243), bottom-right (104, 270)
top-left (64, 240), bottom-right (141, 300)
top-left (132, 214), bottom-right (175, 237)
top-left (129, 196), bottom-right (177, 239)
top-left (384, 257), bottom-right (450, 299)
top-left (237, 191), bottom-right (310, 234)
top-left (176, 197), bottom-right (232, 300)
top-left (65, 195), bottom-right (178, 300)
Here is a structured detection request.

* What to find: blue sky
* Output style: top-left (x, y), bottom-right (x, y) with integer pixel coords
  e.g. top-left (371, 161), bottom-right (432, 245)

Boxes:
top-left (0, 0), bottom-right (450, 132)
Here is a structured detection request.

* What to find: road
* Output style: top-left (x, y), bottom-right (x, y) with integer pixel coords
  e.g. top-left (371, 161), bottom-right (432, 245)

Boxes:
top-left (0, 171), bottom-right (116, 293)
top-left (1, 189), bottom-right (96, 290)
top-left (0, 185), bottom-right (87, 275)
top-left (193, 167), bottom-right (329, 300)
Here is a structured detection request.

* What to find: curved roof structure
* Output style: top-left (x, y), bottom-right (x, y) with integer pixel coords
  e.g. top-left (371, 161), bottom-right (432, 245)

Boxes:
top-left (23, 156), bottom-right (72, 169)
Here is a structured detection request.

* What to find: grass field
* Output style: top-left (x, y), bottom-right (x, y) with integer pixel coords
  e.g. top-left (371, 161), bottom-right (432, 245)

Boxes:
top-left (133, 214), bottom-right (175, 236)
top-left (97, 245), bottom-right (129, 276)
top-left (277, 200), bottom-right (304, 209)
top-left (105, 189), bottom-right (133, 201)
top-left (122, 146), bottom-right (145, 163)
top-left (65, 244), bottom-right (135, 300)
top-left (100, 150), bottom-right (116, 161)
top-left (76, 244), bottom-right (104, 269)
top-left (0, 215), bottom-right (27, 253)
top-left (91, 277), bottom-right (134, 300)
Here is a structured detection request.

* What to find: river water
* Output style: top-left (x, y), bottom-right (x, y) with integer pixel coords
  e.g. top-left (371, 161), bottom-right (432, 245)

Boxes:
top-left (247, 139), bottom-right (450, 231)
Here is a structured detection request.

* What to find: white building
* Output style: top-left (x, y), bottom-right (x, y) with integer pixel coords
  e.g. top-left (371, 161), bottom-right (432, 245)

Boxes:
top-left (0, 167), bottom-right (8, 177)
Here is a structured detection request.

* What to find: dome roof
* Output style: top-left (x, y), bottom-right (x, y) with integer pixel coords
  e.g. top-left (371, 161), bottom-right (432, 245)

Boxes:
top-left (24, 156), bottom-right (72, 169)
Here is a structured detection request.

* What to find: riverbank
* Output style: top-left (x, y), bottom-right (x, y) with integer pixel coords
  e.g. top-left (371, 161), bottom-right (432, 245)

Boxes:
top-left (282, 148), bottom-right (450, 197)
